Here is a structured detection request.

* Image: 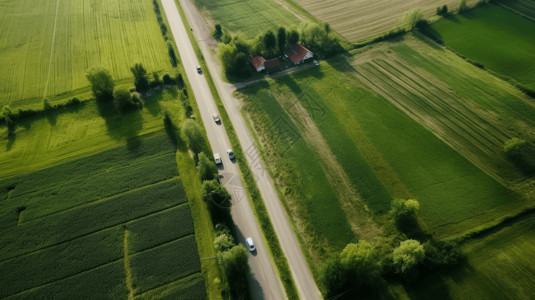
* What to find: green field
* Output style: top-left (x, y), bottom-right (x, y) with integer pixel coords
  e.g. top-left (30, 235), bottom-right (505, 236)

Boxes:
top-left (238, 34), bottom-right (530, 252)
top-left (0, 133), bottom-right (206, 299)
top-left (433, 4), bottom-right (535, 90)
top-left (391, 214), bottom-right (535, 299)
top-left (0, 87), bottom-right (182, 179)
top-left (0, 0), bottom-right (172, 109)
top-left (494, 0), bottom-right (535, 20)
top-left (193, 0), bottom-right (300, 38)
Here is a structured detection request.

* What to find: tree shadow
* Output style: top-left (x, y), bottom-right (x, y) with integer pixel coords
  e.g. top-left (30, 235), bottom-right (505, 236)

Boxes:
top-left (96, 100), bottom-right (143, 147)
top-left (144, 91), bottom-right (163, 117)
top-left (5, 132), bottom-right (16, 151)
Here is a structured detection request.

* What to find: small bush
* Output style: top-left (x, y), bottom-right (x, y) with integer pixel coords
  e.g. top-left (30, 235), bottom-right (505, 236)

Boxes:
top-left (402, 8), bottom-right (423, 31)
top-left (67, 97), bottom-right (81, 106)
top-left (167, 42), bottom-right (178, 67)
top-left (163, 74), bottom-right (173, 85)
top-left (390, 199), bottom-right (420, 231)
top-left (113, 89), bottom-right (137, 112)
top-left (197, 152), bottom-right (218, 181)
top-left (458, 0), bottom-right (468, 13)
top-left (176, 73), bottom-right (185, 89)
top-left (213, 24), bottom-right (223, 40)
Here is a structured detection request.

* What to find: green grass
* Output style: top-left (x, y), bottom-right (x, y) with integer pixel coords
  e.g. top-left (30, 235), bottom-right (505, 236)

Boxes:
top-left (0, 88), bottom-right (182, 179)
top-left (0, 133), bottom-right (205, 299)
top-left (239, 47), bottom-right (524, 243)
top-left (433, 4), bottom-right (535, 90)
top-left (393, 214), bottom-right (535, 299)
top-left (494, 0), bottom-right (535, 19)
top-left (194, 0), bottom-right (300, 38)
top-left (240, 84), bottom-right (356, 261)
top-left (0, 0), bottom-right (173, 109)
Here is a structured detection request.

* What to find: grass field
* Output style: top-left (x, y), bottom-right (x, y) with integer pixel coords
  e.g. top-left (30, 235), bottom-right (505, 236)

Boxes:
top-left (0, 87), bottom-right (182, 179)
top-left (288, 0), bottom-right (477, 42)
top-left (390, 214), bottom-right (535, 300)
top-left (0, 133), bottom-right (206, 299)
top-left (193, 0), bottom-right (300, 39)
top-left (432, 4), bottom-right (535, 90)
top-left (0, 0), bottom-right (172, 109)
top-left (350, 34), bottom-right (535, 193)
top-left (238, 35), bottom-right (531, 248)
top-left (241, 86), bottom-right (356, 264)
top-left (494, 0), bottom-right (535, 20)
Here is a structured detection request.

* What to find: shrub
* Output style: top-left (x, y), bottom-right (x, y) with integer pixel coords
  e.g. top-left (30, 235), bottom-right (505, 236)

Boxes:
top-left (213, 24), bottom-right (223, 40)
top-left (390, 199), bottom-right (420, 230)
top-left (67, 97), bottom-right (81, 106)
top-left (202, 180), bottom-right (231, 223)
top-left (130, 63), bottom-right (150, 93)
top-left (183, 119), bottom-right (205, 155)
top-left (214, 232), bottom-right (235, 252)
top-left (423, 240), bottom-right (463, 269)
top-left (86, 67), bottom-right (115, 101)
top-left (163, 74), bottom-right (173, 85)
top-left (217, 245), bottom-right (250, 300)
top-left (150, 72), bottom-right (162, 88)
top-left (197, 152), bottom-right (218, 181)
top-left (167, 41), bottom-right (178, 67)
top-left (113, 89), bottom-right (137, 112)
top-left (43, 98), bottom-right (52, 111)
top-left (176, 73), bottom-right (185, 89)
top-left (402, 8), bottom-right (423, 31)
top-left (393, 240), bottom-right (425, 279)
top-left (458, 0), bottom-right (468, 13)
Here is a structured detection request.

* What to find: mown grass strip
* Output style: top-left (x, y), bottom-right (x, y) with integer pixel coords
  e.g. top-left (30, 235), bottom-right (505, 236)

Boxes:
top-left (174, 1), bottom-right (299, 298)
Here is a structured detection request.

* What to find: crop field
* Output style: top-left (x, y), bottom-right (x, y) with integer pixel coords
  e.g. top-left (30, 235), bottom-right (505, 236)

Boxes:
top-left (289, 0), bottom-right (477, 42)
top-left (432, 4), bottom-right (535, 90)
top-left (350, 34), bottom-right (535, 193)
top-left (0, 87), bottom-right (182, 179)
top-left (0, 0), bottom-right (172, 109)
top-left (494, 0), bottom-right (535, 19)
top-left (241, 86), bottom-right (356, 264)
top-left (238, 35), bottom-right (531, 245)
top-left (395, 214), bottom-right (535, 299)
top-left (193, 0), bottom-right (300, 38)
top-left (0, 133), bottom-right (206, 299)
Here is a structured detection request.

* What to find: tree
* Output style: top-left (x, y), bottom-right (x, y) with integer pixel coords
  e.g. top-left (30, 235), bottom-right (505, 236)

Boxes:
top-left (287, 27), bottom-right (299, 45)
top-left (176, 73), bottom-right (185, 89)
top-left (1, 105), bottom-right (15, 135)
top-left (113, 89), bottom-right (136, 112)
top-left (218, 245), bottom-right (250, 299)
top-left (263, 31), bottom-right (277, 57)
top-left (198, 152), bottom-right (218, 181)
top-left (150, 72), bottom-right (161, 88)
top-left (86, 67), bottom-right (114, 101)
top-left (213, 24), bottom-right (223, 40)
top-left (183, 119), bottom-right (204, 155)
top-left (392, 240), bottom-right (425, 277)
top-left (202, 180), bottom-right (231, 222)
top-left (322, 241), bottom-right (382, 296)
top-left (402, 8), bottom-right (423, 31)
top-left (214, 232), bottom-right (235, 252)
top-left (390, 199), bottom-right (420, 230)
top-left (277, 27), bottom-right (286, 55)
top-left (423, 240), bottom-right (462, 269)
top-left (130, 63), bottom-right (149, 93)
top-left (458, 0), bottom-right (468, 13)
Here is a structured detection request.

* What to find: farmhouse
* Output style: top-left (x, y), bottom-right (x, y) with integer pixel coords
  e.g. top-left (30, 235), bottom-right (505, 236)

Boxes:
top-left (285, 43), bottom-right (314, 65)
top-left (250, 56), bottom-right (266, 72)
top-left (264, 58), bottom-right (281, 73)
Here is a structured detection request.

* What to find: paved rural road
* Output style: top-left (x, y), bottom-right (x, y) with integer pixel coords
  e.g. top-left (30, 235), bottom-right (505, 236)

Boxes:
top-left (160, 1), bottom-right (286, 299)
top-left (177, 1), bottom-right (322, 300)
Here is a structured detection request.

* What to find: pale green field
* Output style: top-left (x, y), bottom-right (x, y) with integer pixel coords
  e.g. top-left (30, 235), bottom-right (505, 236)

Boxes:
top-left (0, 0), bottom-right (172, 109)
top-left (0, 88), bottom-right (181, 179)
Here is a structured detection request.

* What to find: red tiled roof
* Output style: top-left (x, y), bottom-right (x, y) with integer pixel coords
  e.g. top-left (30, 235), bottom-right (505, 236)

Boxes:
top-left (264, 58), bottom-right (280, 69)
top-left (285, 44), bottom-right (313, 63)
top-left (250, 56), bottom-right (265, 69)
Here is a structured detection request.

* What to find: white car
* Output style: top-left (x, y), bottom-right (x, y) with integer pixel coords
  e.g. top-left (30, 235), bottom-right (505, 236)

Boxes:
top-left (213, 113), bottom-right (220, 123)
top-left (196, 65), bottom-right (202, 73)
top-left (313, 60), bottom-right (319, 66)
top-left (246, 237), bottom-right (256, 252)
top-left (227, 149), bottom-right (235, 160)
top-left (214, 153), bottom-right (222, 165)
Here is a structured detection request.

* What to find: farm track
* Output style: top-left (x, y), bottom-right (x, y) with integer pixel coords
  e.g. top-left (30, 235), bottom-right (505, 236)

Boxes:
top-left (277, 92), bottom-right (381, 241)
